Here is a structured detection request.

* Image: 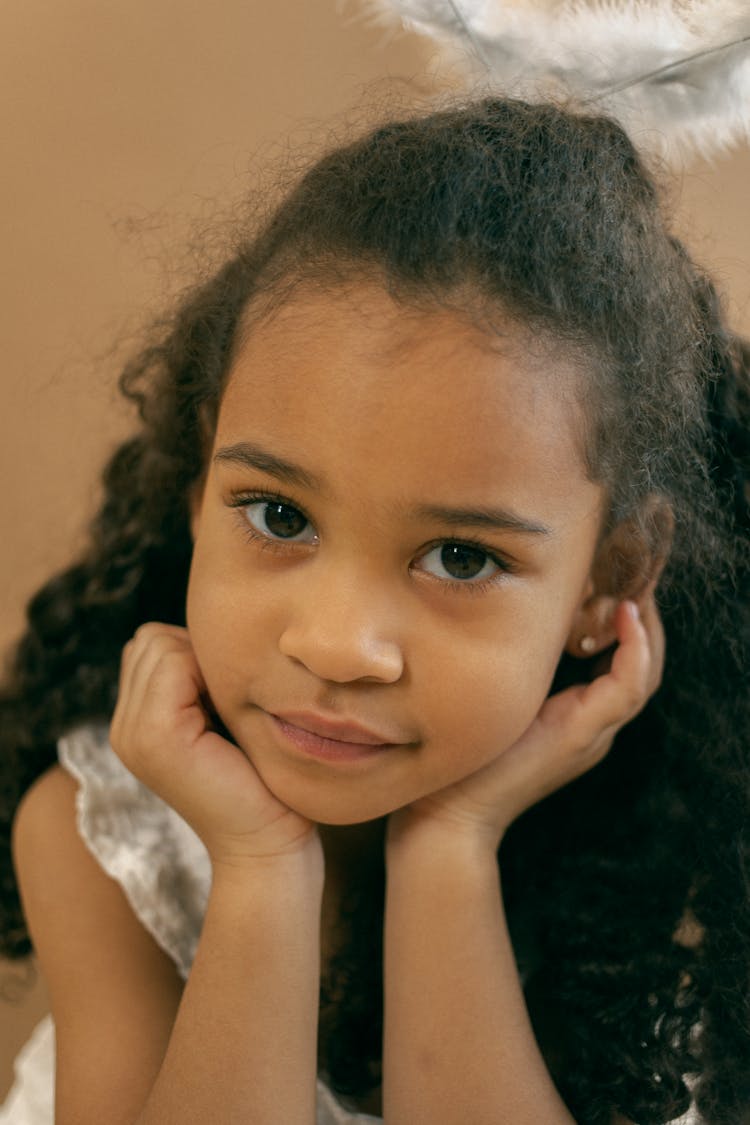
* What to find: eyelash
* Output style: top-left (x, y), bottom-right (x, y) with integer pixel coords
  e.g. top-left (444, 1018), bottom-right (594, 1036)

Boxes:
top-left (225, 489), bottom-right (516, 594)
top-left (227, 490), bottom-right (314, 554)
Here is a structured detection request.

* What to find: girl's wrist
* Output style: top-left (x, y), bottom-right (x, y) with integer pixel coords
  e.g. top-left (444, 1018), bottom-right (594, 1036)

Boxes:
top-left (386, 807), bottom-right (502, 871)
top-left (210, 838), bottom-right (325, 901)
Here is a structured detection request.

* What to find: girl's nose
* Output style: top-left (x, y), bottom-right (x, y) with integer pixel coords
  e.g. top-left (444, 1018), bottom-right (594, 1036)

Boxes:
top-left (278, 572), bottom-right (405, 684)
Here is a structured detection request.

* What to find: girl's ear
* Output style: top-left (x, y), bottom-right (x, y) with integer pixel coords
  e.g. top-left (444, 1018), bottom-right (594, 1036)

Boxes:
top-left (564, 498), bottom-right (673, 658)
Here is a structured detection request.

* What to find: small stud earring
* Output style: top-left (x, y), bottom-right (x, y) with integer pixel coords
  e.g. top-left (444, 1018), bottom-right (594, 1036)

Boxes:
top-left (580, 635), bottom-right (597, 654)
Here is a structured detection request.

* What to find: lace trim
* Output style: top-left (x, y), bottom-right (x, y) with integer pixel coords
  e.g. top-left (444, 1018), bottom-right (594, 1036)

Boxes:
top-left (58, 724), bottom-right (211, 979)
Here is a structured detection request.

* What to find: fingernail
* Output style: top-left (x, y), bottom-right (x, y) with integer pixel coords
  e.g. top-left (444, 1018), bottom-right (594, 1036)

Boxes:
top-left (624, 600), bottom-right (639, 620)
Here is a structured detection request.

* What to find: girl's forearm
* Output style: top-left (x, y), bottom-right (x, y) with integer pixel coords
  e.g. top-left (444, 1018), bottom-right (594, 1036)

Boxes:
top-left (383, 826), bottom-right (576, 1125)
top-left (135, 850), bottom-right (323, 1125)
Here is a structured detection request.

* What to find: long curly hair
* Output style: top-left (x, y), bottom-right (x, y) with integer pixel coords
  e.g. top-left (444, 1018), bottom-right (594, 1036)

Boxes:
top-left (2, 97), bottom-right (749, 1124)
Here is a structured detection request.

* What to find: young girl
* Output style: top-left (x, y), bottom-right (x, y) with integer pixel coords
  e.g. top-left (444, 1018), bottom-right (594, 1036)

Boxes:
top-left (1, 96), bottom-right (748, 1125)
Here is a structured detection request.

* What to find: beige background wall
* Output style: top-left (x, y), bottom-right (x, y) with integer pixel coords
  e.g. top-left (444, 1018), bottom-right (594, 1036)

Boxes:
top-left (1, 0), bottom-right (748, 1100)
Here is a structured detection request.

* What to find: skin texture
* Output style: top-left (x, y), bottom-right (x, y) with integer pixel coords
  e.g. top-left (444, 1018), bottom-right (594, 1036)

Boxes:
top-left (13, 283), bottom-right (664, 1124)
top-left (186, 284), bottom-right (617, 829)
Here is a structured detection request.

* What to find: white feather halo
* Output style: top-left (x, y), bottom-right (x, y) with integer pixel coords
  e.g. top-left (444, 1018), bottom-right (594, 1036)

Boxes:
top-left (363, 0), bottom-right (750, 160)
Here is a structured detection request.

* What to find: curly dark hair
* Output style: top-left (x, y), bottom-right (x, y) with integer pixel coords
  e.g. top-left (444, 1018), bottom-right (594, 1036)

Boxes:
top-left (2, 97), bottom-right (749, 1124)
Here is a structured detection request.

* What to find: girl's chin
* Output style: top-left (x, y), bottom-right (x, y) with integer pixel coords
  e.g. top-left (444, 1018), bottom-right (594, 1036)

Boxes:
top-left (254, 766), bottom-right (405, 827)
top-left (270, 785), bottom-right (401, 827)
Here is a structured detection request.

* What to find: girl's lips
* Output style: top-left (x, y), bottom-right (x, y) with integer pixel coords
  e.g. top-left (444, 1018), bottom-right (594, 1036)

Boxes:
top-left (269, 713), bottom-right (401, 763)
top-left (272, 710), bottom-right (402, 746)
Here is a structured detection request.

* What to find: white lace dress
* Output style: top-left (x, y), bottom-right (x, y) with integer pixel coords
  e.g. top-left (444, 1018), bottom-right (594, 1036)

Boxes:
top-left (1, 725), bottom-right (700, 1124)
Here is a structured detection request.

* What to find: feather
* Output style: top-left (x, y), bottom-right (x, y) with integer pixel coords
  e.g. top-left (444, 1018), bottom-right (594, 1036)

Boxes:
top-left (363, 0), bottom-right (750, 160)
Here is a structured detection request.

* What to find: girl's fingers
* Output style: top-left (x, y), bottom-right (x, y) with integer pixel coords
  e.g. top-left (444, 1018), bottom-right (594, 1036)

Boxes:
top-left (112, 623), bottom-right (204, 752)
top-left (600, 592), bottom-right (664, 710)
top-left (638, 590), bottom-right (666, 696)
top-left (551, 598), bottom-right (660, 747)
top-left (611, 594), bottom-right (665, 704)
top-left (605, 600), bottom-right (651, 706)
top-left (131, 636), bottom-right (199, 718)
top-left (120, 625), bottom-right (193, 698)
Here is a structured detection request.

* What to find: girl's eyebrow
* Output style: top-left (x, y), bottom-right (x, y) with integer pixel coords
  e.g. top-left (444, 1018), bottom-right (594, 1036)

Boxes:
top-left (412, 503), bottom-right (552, 538)
top-left (213, 442), bottom-right (324, 492)
top-left (214, 441), bottom-right (551, 536)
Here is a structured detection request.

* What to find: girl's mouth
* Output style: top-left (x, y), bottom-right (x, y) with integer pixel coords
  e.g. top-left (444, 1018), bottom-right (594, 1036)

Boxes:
top-left (268, 712), bottom-right (401, 763)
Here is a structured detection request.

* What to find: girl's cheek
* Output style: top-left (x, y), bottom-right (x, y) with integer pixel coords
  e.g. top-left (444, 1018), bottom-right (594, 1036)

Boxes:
top-left (187, 553), bottom-right (289, 686)
top-left (433, 638), bottom-right (551, 745)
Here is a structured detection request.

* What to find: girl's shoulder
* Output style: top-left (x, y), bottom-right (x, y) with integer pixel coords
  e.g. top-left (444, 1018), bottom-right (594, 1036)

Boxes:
top-left (11, 756), bottom-right (186, 1016)
top-left (12, 763), bottom-right (88, 917)
top-left (12, 754), bottom-right (186, 987)
top-left (11, 759), bottom-right (189, 1121)
top-left (12, 762), bottom-right (79, 886)
top-left (29, 723), bottom-right (211, 978)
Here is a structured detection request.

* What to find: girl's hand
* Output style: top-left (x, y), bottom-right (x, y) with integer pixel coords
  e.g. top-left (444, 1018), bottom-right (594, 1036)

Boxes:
top-left (110, 623), bottom-right (318, 867)
top-left (390, 596), bottom-right (664, 850)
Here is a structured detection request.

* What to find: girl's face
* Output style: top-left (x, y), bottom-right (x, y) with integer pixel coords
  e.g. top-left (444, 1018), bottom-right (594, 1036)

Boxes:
top-left (187, 283), bottom-right (608, 824)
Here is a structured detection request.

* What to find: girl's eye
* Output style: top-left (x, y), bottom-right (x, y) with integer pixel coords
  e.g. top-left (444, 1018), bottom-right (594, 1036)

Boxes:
top-left (243, 500), bottom-right (318, 543)
top-left (419, 543), bottom-right (504, 583)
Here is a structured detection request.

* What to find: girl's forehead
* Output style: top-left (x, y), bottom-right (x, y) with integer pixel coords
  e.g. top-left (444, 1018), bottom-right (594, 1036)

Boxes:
top-left (227, 282), bottom-right (585, 416)
top-left (218, 284), bottom-right (598, 514)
